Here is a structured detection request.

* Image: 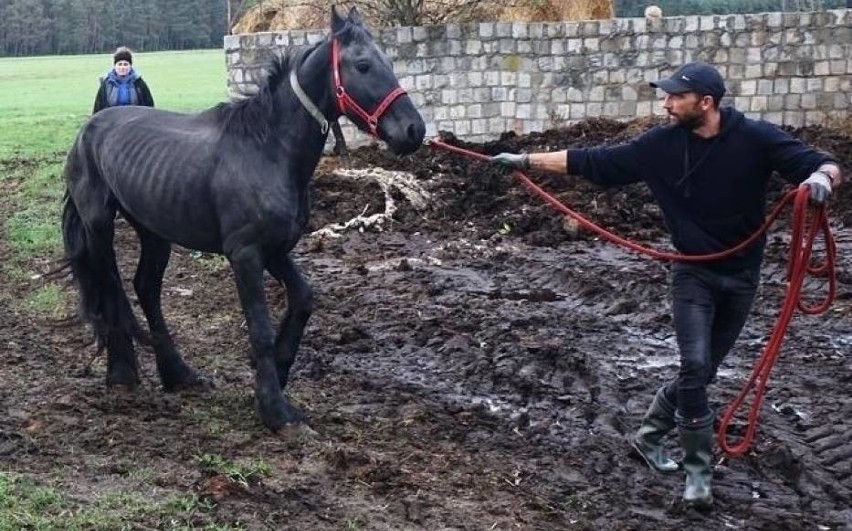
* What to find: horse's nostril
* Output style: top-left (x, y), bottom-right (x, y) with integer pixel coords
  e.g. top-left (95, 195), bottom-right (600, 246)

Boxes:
top-left (408, 122), bottom-right (426, 143)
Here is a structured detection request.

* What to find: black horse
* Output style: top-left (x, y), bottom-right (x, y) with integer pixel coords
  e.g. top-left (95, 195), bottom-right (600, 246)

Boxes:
top-left (60, 6), bottom-right (425, 430)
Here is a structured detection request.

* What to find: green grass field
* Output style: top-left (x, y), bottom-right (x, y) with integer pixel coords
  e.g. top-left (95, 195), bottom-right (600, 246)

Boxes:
top-left (0, 49), bottom-right (229, 309)
top-left (0, 49), bottom-right (228, 157)
top-left (0, 49), bottom-right (241, 529)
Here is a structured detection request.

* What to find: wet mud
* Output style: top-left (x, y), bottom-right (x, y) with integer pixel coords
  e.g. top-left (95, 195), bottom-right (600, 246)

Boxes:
top-left (1, 118), bottom-right (850, 529)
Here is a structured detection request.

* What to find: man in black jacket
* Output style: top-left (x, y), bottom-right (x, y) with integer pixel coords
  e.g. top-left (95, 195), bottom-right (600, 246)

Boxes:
top-left (492, 62), bottom-right (842, 509)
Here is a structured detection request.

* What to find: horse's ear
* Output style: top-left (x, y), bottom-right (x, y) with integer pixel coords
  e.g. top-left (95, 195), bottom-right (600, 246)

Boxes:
top-left (331, 5), bottom-right (345, 33)
top-left (348, 6), bottom-right (363, 25)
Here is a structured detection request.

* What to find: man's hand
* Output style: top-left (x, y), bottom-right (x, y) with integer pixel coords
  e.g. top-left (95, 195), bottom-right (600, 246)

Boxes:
top-left (800, 171), bottom-right (832, 203)
top-left (491, 152), bottom-right (530, 170)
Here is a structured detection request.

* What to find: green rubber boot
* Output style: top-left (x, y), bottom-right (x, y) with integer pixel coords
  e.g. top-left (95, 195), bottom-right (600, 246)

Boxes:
top-left (677, 411), bottom-right (715, 509)
top-left (630, 386), bottom-right (679, 473)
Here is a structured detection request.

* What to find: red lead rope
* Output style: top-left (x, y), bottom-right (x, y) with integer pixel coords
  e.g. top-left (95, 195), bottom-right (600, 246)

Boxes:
top-left (428, 138), bottom-right (837, 457)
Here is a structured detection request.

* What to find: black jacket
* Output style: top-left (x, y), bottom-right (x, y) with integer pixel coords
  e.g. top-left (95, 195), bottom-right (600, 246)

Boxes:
top-left (567, 107), bottom-right (836, 271)
top-left (92, 73), bottom-right (155, 114)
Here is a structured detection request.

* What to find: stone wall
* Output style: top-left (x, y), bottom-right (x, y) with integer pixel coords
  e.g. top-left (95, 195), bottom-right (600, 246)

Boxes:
top-left (225, 9), bottom-right (851, 145)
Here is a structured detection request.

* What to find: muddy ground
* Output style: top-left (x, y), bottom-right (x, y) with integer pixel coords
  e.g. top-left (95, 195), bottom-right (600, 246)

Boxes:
top-left (1, 118), bottom-right (851, 530)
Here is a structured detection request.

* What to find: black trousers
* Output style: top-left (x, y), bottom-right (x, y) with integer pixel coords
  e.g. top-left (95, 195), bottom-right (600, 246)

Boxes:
top-left (663, 262), bottom-right (760, 421)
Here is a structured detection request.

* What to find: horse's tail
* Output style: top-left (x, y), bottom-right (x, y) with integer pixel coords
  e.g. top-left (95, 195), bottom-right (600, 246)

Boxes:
top-left (60, 136), bottom-right (146, 347)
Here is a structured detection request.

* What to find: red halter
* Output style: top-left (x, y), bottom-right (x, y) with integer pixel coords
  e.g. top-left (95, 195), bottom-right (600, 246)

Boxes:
top-left (332, 39), bottom-right (407, 138)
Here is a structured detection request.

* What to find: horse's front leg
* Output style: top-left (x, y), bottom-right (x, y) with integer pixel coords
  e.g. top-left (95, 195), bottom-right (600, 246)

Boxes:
top-left (229, 246), bottom-right (305, 430)
top-left (266, 253), bottom-right (314, 389)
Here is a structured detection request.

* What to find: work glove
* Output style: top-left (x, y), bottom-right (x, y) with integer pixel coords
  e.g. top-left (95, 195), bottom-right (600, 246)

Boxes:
top-left (491, 152), bottom-right (530, 170)
top-left (800, 171), bottom-right (832, 204)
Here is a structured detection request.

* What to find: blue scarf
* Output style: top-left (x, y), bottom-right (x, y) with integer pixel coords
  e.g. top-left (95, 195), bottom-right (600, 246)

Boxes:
top-left (106, 68), bottom-right (138, 106)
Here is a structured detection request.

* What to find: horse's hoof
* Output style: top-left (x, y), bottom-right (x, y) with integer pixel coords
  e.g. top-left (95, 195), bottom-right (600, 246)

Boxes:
top-left (277, 423), bottom-right (318, 440)
top-left (163, 369), bottom-right (213, 393)
top-left (106, 381), bottom-right (139, 393)
top-left (106, 370), bottom-right (140, 390)
top-left (259, 399), bottom-right (306, 432)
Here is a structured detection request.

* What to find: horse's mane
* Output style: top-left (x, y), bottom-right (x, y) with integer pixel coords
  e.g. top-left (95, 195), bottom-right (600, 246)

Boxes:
top-left (210, 20), bottom-right (369, 144)
top-left (211, 45), bottom-right (312, 143)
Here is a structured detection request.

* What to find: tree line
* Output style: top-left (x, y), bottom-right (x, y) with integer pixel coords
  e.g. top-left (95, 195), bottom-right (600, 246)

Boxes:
top-left (0, 0), bottom-right (249, 56)
top-left (1, 0), bottom-right (847, 57)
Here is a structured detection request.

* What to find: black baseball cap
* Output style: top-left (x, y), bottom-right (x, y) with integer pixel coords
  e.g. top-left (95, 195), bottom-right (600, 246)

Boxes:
top-left (650, 62), bottom-right (725, 99)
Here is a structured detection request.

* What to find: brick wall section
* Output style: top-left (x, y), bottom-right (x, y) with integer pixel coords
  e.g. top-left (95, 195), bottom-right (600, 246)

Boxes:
top-left (225, 9), bottom-right (851, 145)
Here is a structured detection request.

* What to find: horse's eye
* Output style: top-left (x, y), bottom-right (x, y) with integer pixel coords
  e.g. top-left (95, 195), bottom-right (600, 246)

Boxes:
top-left (355, 62), bottom-right (370, 74)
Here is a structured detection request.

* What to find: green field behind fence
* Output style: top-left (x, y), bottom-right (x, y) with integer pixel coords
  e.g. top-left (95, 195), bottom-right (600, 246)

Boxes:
top-left (0, 49), bottom-right (229, 314)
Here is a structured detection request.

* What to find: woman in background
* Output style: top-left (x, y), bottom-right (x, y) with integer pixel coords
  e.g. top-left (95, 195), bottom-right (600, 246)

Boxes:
top-left (92, 46), bottom-right (154, 114)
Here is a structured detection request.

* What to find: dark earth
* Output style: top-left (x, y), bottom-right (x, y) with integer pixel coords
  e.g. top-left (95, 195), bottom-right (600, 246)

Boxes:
top-left (1, 118), bottom-right (850, 529)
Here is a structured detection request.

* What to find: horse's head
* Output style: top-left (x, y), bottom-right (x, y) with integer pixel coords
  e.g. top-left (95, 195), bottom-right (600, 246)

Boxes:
top-left (329, 6), bottom-right (425, 155)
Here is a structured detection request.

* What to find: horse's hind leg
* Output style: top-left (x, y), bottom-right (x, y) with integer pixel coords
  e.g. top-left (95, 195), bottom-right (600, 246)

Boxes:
top-left (63, 190), bottom-right (139, 388)
top-left (91, 224), bottom-right (141, 388)
top-left (132, 226), bottom-right (206, 391)
top-left (229, 246), bottom-right (304, 430)
top-left (266, 252), bottom-right (314, 389)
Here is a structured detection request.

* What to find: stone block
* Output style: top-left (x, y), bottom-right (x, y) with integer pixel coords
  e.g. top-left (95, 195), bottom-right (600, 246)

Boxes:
top-left (495, 22), bottom-right (512, 38)
top-left (528, 23), bottom-right (544, 39)
top-left (783, 111), bottom-right (804, 127)
top-left (829, 60), bottom-right (846, 75)
top-left (823, 76), bottom-right (840, 93)
top-left (745, 65), bottom-right (762, 79)
top-left (610, 70), bottom-right (626, 84)
top-left (603, 101), bottom-right (620, 116)
top-left (471, 119), bottom-right (487, 135)
top-left (622, 86), bottom-right (638, 101)
top-left (499, 39), bottom-right (518, 54)
top-left (764, 111), bottom-right (783, 123)
top-left (806, 78), bottom-right (822, 92)
top-left (804, 110), bottom-right (825, 124)
top-left (551, 87), bottom-right (567, 103)
top-left (567, 87), bottom-right (584, 103)
top-left (501, 102), bottom-right (516, 117)
top-left (455, 120), bottom-right (471, 136)
top-left (488, 117), bottom-right (509, 132)
top-left (397, 27), bottom-right (412, 44)
top-left (446, 24), bottom-right (461, 39)
top-left (748, 96), bottom-right (766, 112)
top-left (512, 23), bottom-right (528, 39)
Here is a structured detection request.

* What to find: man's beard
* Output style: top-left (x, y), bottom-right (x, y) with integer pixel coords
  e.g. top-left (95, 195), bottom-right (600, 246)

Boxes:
top-left (669, 109), bottom-right (705, 130)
